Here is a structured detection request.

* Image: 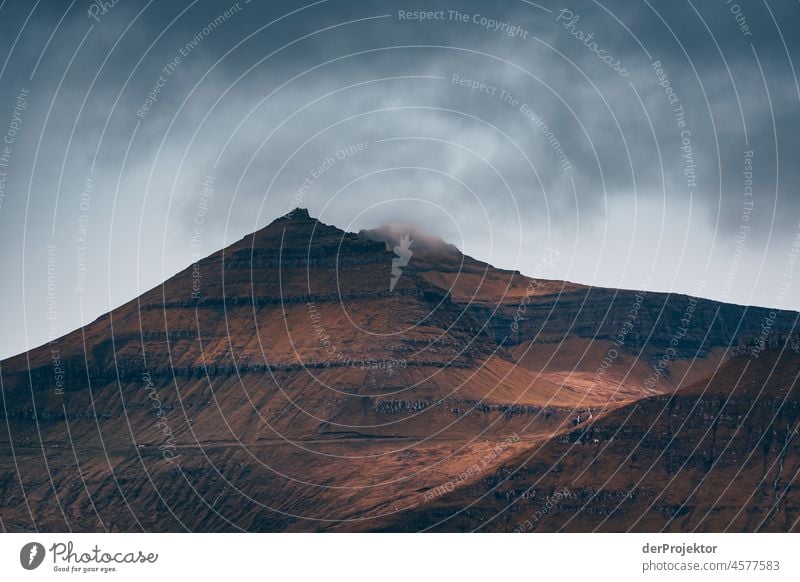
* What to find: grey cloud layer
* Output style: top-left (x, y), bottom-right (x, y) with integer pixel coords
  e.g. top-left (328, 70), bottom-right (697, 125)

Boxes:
top-left (0, 0), bottom-right (798, 358)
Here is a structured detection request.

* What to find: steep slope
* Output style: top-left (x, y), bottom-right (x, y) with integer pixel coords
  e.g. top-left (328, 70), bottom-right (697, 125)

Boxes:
top-left (372, 337), bottom-right (800, 532)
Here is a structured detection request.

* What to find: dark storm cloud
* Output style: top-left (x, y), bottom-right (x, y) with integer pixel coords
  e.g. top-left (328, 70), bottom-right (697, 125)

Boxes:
top-left (0, 0), bottom-right (798, 358)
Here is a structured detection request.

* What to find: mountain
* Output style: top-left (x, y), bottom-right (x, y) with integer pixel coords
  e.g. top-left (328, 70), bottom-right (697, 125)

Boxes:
top-left (0, 208), bottom-right (797, 532)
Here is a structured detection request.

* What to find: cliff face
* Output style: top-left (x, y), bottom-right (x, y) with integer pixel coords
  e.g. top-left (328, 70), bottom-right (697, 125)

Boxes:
top-left (0, 209), bottom-right (797, 532)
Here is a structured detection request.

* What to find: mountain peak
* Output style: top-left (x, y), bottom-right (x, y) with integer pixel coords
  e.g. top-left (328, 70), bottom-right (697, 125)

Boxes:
top-left (276, 207), bottom-right (313, 222)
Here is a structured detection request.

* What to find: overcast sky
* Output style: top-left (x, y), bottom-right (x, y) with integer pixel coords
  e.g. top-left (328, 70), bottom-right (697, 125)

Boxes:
top-left (0, 0), bottom-right (798, 359)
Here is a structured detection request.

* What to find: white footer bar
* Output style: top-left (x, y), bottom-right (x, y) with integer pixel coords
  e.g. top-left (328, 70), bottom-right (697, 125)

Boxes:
top-left (1, 533), bottom-right (797, 581)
